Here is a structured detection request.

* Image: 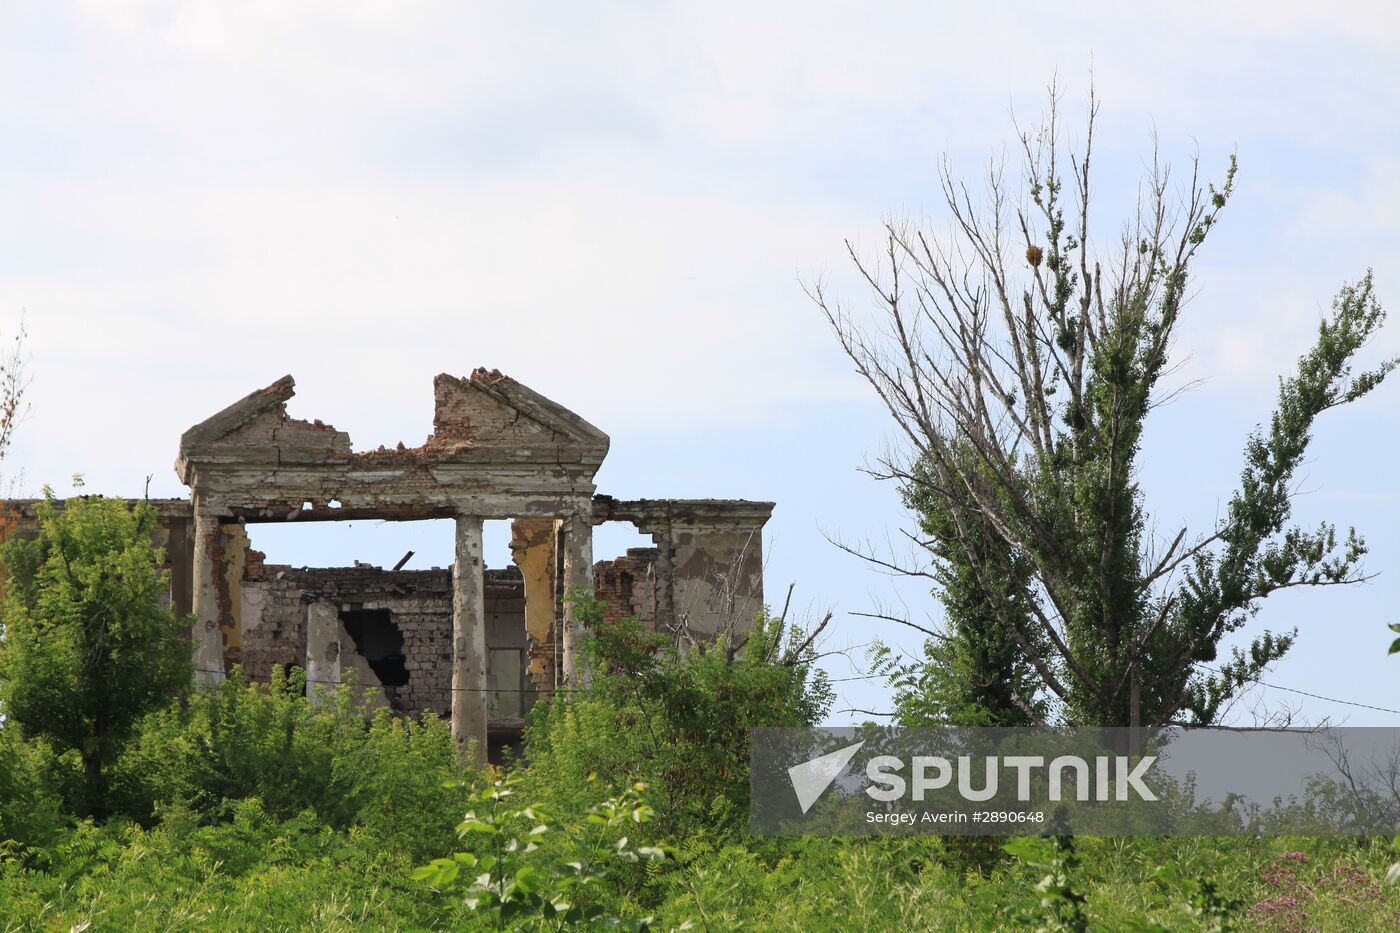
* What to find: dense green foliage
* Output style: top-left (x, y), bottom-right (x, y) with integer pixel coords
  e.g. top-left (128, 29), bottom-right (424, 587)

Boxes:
top-left (0, 723), bottom-right (67, 852)
top-left (0, 493), bottom-right (191, 815)
top-left (0, 663), bottom-right (482, 929)
top-left (108, 667), bottom-right (466, 854)
top-left (414, 774), bottom-right (668, 930)
top-left (517, 595), bottom-right (832, 836)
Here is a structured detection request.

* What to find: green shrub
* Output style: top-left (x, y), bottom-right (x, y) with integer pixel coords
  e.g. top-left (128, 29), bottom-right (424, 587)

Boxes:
top-left (415, 773), bottom-right (668, 930)
top-left (0, 724), bottom-right (69, 855)
top-left (519, 596), bottom-right (832, 841)
top-left (108, 667), bottom-right (470, 859)
top-left (0, 802), bottom-right (449, 931)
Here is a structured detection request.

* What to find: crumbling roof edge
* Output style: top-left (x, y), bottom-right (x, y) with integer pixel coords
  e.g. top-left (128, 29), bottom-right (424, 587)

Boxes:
top-left (1, 496), bottom-right (194, 521)
top-left (592, 495), bottom-right (775, 528)
top-left (179, 375), bottom-right (296, 455)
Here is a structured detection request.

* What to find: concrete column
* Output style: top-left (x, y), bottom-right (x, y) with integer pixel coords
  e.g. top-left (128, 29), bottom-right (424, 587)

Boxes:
top-left (219, 523), bottom-right (250, 669)
top-left (451, 515), bottom-right (488, 767)
top-left (652, 527), bottom-right (677, 639)
top-left (191, 508), bottom-right (226, 687)
top-left (305, 600), bottom-right (340, 706)
top-left (560, 505), bottom-right (594, 689)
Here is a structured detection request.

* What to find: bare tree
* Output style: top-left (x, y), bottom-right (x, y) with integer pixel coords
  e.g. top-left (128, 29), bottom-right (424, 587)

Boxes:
top-left (811, 84), bottom-right (1395, 729)
top-left (0, 315), bottom-right (29, 535)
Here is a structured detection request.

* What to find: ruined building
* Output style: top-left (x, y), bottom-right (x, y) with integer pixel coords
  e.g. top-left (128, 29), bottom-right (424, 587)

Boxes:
top-left (12, 370), bottom-right (773, 765)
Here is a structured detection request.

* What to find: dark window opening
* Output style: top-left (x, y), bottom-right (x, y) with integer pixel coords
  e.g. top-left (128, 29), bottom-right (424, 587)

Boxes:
top-left (340, 608), bottom-right (409, 687)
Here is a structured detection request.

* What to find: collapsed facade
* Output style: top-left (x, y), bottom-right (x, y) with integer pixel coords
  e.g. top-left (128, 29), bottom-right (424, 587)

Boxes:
top-left (15, 370), bottom-right (772, 765)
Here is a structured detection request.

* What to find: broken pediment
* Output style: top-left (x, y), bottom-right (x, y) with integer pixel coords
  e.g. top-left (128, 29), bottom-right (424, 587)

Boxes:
top-left (217, 408), bottom-right (352, 456)
top-left (178, 374), bottom-right (298, 452)
top-left (430, 369), bottom-right (610, 454)
top-left (174, 370), bottom-right (610, 517)
top-left (176, 375), bottom-right (353, 480)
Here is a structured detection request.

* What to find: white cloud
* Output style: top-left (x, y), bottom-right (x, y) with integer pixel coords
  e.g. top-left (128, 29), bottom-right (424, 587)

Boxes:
top-left (5, 1), bottom-right (1396, 463)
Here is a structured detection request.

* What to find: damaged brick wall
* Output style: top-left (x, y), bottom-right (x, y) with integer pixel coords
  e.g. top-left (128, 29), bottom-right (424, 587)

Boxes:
top-left (242, 565), bottom-right (454, 714)
top-left (593, 548), bottom-right (659, 629)
top-left (240, 563), bottom-right (531, 720)
top-left (591, 497), bottom-right (774, 643)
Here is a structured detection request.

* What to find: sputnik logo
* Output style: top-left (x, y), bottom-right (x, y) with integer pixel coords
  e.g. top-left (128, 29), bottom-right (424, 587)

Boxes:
top-left (788, 740), bottom-right (865, 814)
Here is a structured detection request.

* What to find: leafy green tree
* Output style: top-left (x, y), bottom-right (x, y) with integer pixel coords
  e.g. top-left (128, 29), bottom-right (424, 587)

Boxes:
top-left (873, 453), bottom-right (1048, 727)
top-left (0, 491), bottom-right (191, 815)
top-left (814, 88), bottom-right (1396, 727)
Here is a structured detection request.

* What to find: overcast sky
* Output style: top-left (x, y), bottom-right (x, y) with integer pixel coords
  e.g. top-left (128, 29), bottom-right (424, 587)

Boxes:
top-left (2, 1), bottom-right (1398, 725)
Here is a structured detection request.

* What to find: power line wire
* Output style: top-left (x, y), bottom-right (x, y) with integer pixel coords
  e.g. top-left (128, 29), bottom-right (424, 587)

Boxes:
top-left (1241, 676), bottom-right (1400, 716)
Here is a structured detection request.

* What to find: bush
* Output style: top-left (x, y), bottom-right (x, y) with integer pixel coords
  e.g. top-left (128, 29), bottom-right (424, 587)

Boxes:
top-left (0, 802), bottom-right (450, 931)
top-left (108, 666), bottom-right (471, 860)
top-left (414, 773), bottom-right (669, 930)
top-left (518, 597), bottom-right (832, 842)
top-left (0, 724), bottom-right (69, 854)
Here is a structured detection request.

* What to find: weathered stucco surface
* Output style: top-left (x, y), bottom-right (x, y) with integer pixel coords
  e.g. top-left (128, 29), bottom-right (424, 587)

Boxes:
top-left (509, 518), bottom-right (559, 691)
